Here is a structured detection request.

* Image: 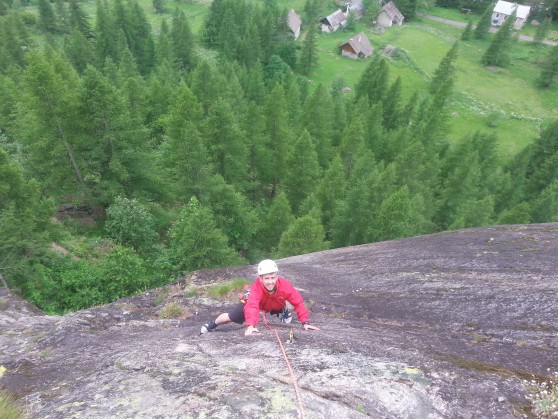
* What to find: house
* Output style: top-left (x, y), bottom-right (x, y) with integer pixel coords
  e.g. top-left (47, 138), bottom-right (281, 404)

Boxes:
top-left (320, 9), bottom-right (347, 32)
top-left (287, 9), bottom-right (302, 39)
top-left (339, 32), bottom-right (373, 59)
top-left (347, 0), bottom-right (365, 18)
top-left (491, 0), bottom-right (531, 29)
top-left (377, 1), bottom-right (404, 28)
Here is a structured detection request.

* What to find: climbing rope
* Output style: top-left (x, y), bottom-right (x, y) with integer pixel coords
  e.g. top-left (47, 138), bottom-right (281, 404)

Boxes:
top-left (262, 313), bottom-right (306, 419)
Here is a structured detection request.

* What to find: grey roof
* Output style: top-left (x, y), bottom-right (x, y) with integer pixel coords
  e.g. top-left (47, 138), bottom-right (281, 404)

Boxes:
top-left (287, 9), bottom-right (302, 34)
top-left (341, 32), bottom-right (373, 57)
top-left (380, 1), bottom-right (404, 22)
top-left (322, 9), bottom-right (347, 27)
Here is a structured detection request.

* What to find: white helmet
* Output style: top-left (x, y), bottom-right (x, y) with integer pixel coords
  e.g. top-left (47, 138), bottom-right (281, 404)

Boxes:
top-left (258, 259), bottom-right (278, 276)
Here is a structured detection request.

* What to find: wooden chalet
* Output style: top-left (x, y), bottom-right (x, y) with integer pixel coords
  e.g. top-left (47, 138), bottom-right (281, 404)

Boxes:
top-left (339, 32), bottom-right (373, 59)
top-left (377, 1), bottom-right (404, 28)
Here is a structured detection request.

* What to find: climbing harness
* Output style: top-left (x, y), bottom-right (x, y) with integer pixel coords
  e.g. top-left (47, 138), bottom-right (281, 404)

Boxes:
top-left (262, 313), bottom-right (305, 419)
top-left (239, 284), bottom-right (251, 304)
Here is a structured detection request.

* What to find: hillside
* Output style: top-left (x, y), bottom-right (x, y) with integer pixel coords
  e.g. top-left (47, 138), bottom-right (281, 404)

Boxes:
top-left (1, 223), bottom-right (557, 418)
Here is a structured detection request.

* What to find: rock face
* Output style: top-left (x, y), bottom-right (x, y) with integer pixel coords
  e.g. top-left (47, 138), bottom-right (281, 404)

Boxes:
top-left (1, 223), bottom-right (557, 418)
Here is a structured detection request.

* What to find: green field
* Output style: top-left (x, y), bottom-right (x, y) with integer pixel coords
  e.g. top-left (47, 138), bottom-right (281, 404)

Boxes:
top-left (305, 15), bottom-right (558, 160)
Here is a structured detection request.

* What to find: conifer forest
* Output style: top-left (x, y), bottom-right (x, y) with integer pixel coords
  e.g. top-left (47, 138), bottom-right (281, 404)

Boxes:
top-left (0, 0), bottom-right (557, 313)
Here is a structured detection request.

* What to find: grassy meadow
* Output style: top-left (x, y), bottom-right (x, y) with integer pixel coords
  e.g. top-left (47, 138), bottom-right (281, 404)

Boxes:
top-left (303, 16), bottom-right (558, 160)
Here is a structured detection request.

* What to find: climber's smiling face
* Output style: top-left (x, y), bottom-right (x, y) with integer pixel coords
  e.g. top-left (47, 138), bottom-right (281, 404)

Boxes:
top-left (260, 273), bottom-right (278, 291)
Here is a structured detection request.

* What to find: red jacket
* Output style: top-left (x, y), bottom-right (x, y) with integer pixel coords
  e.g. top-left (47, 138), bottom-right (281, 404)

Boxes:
top-left (244, 276), bottom-right (309, 326)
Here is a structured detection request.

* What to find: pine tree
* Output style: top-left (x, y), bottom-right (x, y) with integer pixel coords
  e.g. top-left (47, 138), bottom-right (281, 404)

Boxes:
top-left (189, 60), bottom-right (225, 115)
top-left (77, 65), bottom-right (156, 204)
top-left (339, 112), bottom-right (367, 178)
top-left (397, 0), bottom-right (417, 20)
top-left (299, 83), bottom-right (334, 166)
top-left (202, 0), bottom-right (225, 47)
top-left (382, 76), bottom-right (402, 131)
top-left (153, 0), bottom-right (165, 14)
top-left (524, 119), bottom-right (558, 199)
top-left (302, 0), bottom-right (321, 24)
top-left (299, 27), bottom-right (318, 76)
top-left (496, 202), bottom-right (531, 225)
top-left (0, 147), bottom-right (54, 291)
top-left (367, 186), bottom-right (425, 242)
top-left (315, 154), bottom-right (347, 238)
top-left (534, 16), bottom-right (552, 42)
top-left (430, 41), bottom-right (459, 98)
top-left (530, 181), bottom-right (558, 222)
top-left (126, 1), bottom-right (156, 75)
top-left (170, 9), bottom-right (195, 72)
top-left (276, 214), bottom-right (329, 257)
top-left (205, 98), bottom-right (250, 191)
top-left (482, 11), bottom-right (516, 67)
top-left (474, 3), bottom-right (493, 40)
top-left (54, 0), bottom-right (69, 33)
top-left (17, 48), bottom-right (86, 199)
top-left (538, 44), bottom-right (558, 88)
top-left (37, 0), bottom-right (58, 33)
top-left (354, 56), bottom-right (389, 106)
top-left (69, 0), bottom-right (92, 38)
top-left (95, 0), bottom-right (119, 65)
top-left (283, 129), bottom-right (321, 213)
top-left (0, 13), bottom-right (28, 70)
top-left (438, 137), bottom-right (496, 229)
top-left (257, 84), bottom-right (293, 197)
top-left (159, 82), bottom-right (210, 198)
top-left (169, 197), bottom-right (244, 273)
top-left (364, 102), bottom-right (384, 154)
top-left (331, 151), bottom-right (397, 247)
top-left (258, 191), bottom-right (294, 254)
top-left (64, 30), bottom-right (97, 73)
top-left (329, 77), bottom-right (348, 144)
top-left (199, 175), bottom-right (259, 254)
top-left (461, 19), bottom-right (474, 41)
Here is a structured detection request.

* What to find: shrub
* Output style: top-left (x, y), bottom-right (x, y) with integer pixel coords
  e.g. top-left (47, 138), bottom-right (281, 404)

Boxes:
top-left (101, 245), bottom-right (150, 301)
top-left (105, 197), bottom-right (158, 254)
top-left (158, 302), bottom-right (183, 319)
top-left (28, 255), bottom-right (104, 314)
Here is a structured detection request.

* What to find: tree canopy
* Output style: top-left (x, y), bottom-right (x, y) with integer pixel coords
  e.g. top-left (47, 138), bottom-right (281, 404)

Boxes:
top-left (0, 0), bottom-right (556, 314)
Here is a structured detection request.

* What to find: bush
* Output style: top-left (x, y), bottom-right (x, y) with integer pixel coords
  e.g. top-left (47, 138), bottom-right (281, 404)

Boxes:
top-left (27, 245), bottom-right (151, 314)
top-left (105, 197), bottom-right (158, 254)
top-left (28, 255), bottom-right (104, 314)
top-left (101, 245), bottom-right (150, 300)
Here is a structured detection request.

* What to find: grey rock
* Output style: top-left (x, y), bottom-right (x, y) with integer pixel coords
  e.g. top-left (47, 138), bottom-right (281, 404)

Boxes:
top-left (1, 223), bottom-right (557, 418)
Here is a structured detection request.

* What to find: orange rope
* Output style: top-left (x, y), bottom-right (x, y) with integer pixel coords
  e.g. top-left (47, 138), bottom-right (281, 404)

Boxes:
top-left (262, 313), bottom-right (306, 419)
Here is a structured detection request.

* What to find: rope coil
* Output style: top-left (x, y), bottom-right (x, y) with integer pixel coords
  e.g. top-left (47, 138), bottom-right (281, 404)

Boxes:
top-left (262, 313), bottom-right (306, 419)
